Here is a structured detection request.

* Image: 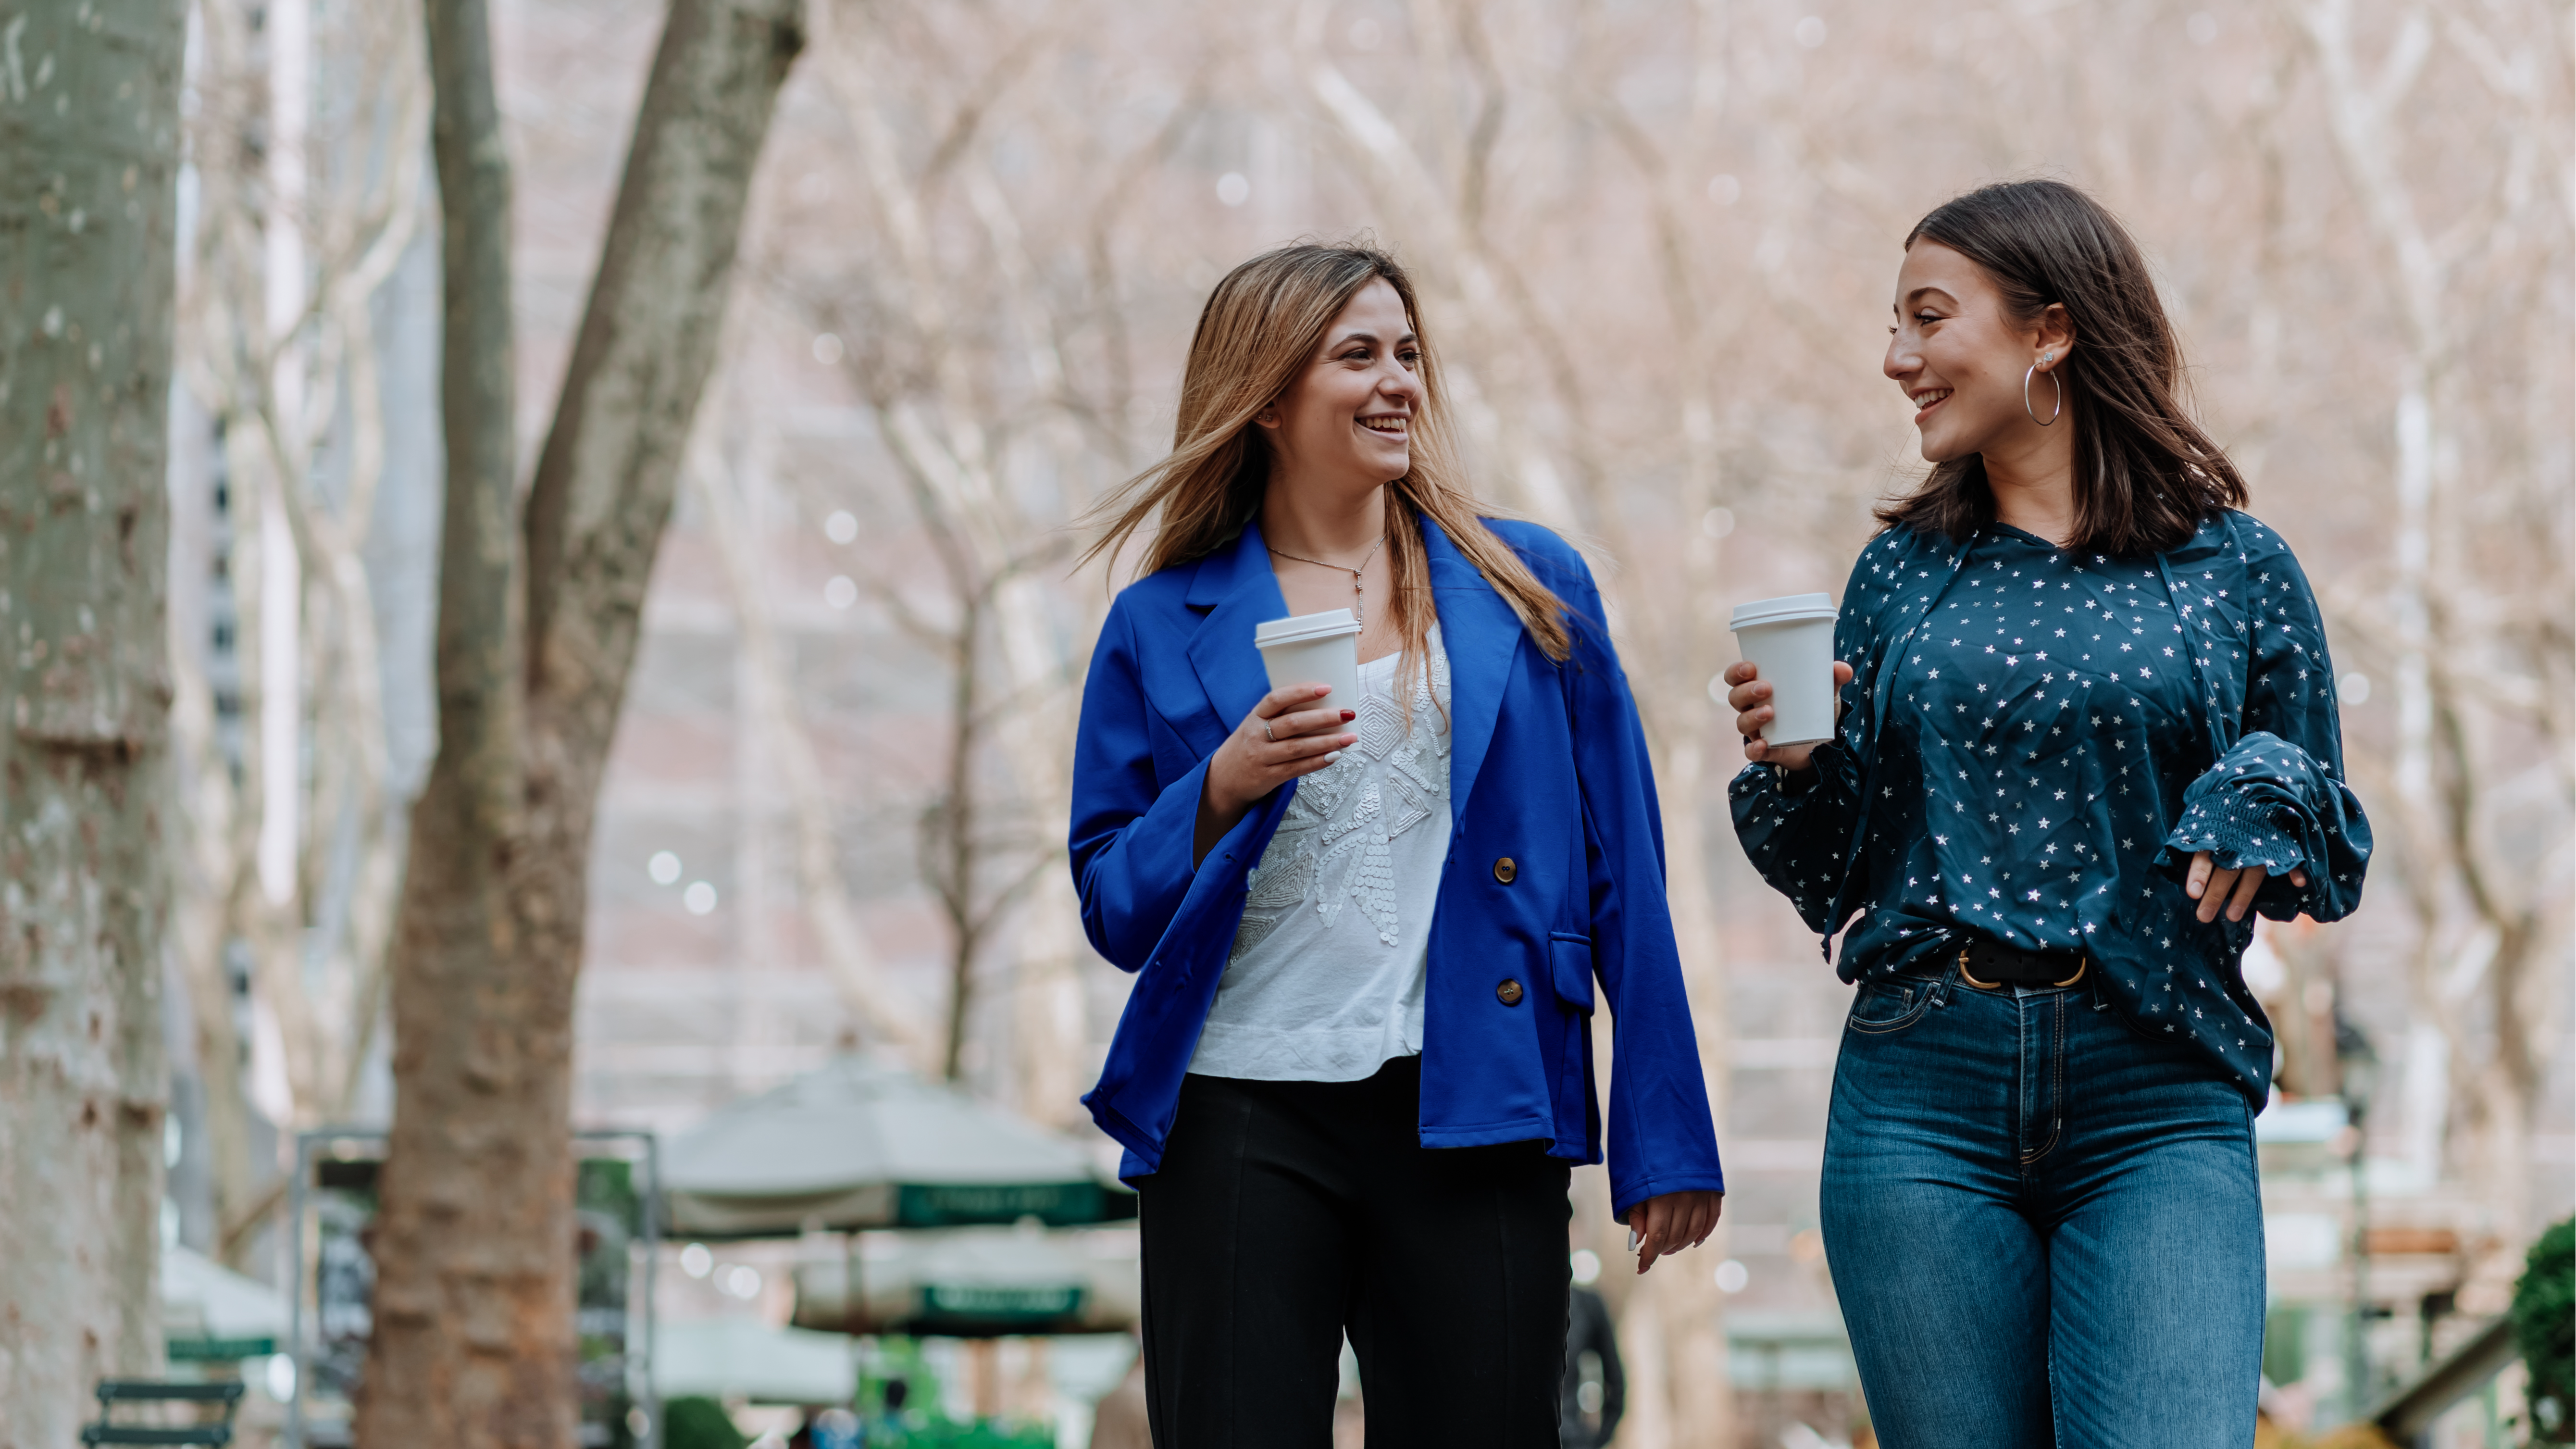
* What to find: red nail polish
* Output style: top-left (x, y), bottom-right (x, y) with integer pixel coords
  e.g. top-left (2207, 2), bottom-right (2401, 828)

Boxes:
top-left (1341, 709), bottom-right (1356, 720)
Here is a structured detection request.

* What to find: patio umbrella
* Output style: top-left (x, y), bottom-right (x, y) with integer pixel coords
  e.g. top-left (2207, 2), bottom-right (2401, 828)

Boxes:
top-left (656, 1316), bottom-right (857, 1403)
top-left (162, 1245), bottom-right (290, 1359)
top-left (662, 1055), bottom-right (1132, 1238)
top-left (791, 1224), bottom-right (1141, 1338)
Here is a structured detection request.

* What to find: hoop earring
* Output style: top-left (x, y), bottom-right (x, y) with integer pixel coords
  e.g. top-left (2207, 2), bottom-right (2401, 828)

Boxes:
top-left (2023, 362), bottom-right (2062, 427)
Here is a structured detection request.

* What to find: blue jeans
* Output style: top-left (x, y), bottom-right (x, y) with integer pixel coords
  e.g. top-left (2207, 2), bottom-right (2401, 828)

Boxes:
top-left (1820, 957), bottom-right (2265, 1449)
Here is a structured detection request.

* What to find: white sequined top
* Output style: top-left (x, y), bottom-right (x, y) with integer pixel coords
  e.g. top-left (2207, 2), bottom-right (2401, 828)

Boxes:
top-left (1188, 625), bottom-right (1452, 1082)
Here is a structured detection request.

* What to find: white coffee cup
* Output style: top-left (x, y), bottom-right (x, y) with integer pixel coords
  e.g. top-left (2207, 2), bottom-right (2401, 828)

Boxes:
top-left (1255, 609), bottom-right (1363, 712)
top-left (1730, 592), bottom-right (1841, 749)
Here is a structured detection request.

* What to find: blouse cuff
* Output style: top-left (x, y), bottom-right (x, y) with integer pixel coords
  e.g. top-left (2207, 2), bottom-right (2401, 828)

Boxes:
top-left (1731, 740), bottom-right (1848, 800)
top-left (2158, 731), bottom-right (2371, 921)
top-left (2162, 785), bottom-right (2309, 876)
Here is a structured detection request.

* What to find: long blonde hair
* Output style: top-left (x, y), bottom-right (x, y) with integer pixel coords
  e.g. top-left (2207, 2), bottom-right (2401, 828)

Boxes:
top-left (1080, 244), bottom-right (1571, 673)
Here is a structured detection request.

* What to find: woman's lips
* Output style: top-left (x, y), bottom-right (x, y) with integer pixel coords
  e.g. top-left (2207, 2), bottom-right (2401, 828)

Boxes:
top-left (1911, 390), bottom-right (1950, 424)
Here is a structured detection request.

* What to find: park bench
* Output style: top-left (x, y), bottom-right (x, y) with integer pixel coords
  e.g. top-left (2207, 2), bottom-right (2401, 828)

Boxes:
top-left (79, 1381), bottom-right (245, 1448)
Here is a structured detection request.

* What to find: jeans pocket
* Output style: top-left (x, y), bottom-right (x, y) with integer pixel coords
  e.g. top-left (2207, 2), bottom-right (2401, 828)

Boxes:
top-left (1845, 978), bottom-right (1937, 1035)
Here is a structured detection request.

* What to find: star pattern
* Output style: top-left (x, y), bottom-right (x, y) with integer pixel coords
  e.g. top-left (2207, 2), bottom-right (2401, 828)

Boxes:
top-left (1728, 513), bottom-right (2374, 1107)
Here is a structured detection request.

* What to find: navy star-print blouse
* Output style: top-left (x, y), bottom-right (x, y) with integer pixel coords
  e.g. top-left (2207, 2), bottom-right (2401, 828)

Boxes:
top-left (1730, 512), bottom-right (2372, 1106)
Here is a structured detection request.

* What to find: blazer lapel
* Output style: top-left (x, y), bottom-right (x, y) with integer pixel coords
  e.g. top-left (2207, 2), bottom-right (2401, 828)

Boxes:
top-left (1183, 520), bottom-right (1290, 743)
top-left (1423, 517), bottom-right (1523, 831)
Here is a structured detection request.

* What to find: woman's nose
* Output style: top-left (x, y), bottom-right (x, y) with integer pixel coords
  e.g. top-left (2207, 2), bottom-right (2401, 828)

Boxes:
top-left (1883, 338), bottom-right (1916, 381)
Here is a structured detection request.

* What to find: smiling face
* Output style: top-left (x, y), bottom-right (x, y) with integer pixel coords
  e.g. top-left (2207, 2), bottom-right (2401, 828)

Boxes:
top-left (1259, 277), bottom-right (1421, 496)
top-left (1883, 239), bottom-right (2071, 463)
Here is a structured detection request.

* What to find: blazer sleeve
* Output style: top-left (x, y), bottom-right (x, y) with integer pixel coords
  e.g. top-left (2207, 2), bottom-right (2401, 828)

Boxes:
top-left (1551, 550), bottom-right (1727, 1218)
top-left (2158, 526), bottom-right (2373, 921)
top-left (1068, 601), bottom-right (1227, 971)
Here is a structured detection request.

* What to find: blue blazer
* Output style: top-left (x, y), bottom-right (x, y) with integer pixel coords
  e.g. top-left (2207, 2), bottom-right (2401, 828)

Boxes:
top-left (1069, 514), bottom-right (1725, 1219)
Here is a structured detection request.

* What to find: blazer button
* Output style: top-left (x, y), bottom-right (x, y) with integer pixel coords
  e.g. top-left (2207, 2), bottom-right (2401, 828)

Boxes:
top-left (1493, 857), bottom-right (1518, 885)
top-left (1496, 978), bottom-right (1524, 1006)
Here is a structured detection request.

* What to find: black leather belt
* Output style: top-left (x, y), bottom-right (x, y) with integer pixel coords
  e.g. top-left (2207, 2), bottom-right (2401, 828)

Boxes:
top-left (1957, 938), bottom-right (2088, 989)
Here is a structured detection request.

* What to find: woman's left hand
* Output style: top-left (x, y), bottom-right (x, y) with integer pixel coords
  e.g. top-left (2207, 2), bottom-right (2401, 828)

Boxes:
top-left (2185, 853), bottom-right (2309, 924)
top-left (1627, 1189), bottom-right (1723, 1274)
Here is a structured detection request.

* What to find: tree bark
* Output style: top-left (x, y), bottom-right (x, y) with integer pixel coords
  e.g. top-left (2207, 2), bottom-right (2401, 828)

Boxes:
top-left (0, 0), bottom-right (185, 1437)
top-left (357, 0), bottom-right (803, 1443)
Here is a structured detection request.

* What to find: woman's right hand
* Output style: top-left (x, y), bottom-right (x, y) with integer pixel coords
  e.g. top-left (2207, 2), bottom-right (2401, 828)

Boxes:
top-left (1722, 659), bottom-right (1854, 774)
top-left (1195, 685), bottom-right (1357, 858)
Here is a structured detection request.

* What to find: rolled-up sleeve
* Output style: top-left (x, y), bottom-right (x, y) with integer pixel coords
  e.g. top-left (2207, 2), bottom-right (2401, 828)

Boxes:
top-left (2158, 529), bottom-right (2372, 921)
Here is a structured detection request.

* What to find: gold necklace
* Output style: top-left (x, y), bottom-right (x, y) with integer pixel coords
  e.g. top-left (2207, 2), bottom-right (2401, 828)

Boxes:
top-left (1268, 535), bottom-right (1387, 625)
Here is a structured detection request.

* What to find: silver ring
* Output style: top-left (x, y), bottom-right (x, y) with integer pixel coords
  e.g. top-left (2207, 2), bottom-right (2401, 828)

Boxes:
top-left (1263, 721), bottom-right (1276, 743)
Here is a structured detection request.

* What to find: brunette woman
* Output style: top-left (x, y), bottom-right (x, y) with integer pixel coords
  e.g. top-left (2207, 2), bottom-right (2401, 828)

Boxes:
top-left (1725, 180), bottom-right (2372, 1447)
top-left (1071, 243), bottom-right (1724, 1448)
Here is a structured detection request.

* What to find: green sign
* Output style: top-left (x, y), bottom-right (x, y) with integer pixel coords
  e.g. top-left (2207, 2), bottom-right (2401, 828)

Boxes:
top-left (168, 1336), bottom-right (278, 1361)
top-left (918, 1283), bottom-right (1085, 1324)
top-left (895, 1182), bottom-right (1104, 1227)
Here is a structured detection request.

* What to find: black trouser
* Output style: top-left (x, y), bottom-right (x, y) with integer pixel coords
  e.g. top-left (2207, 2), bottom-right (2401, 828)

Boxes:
top-left (1136, 1056), bottom-right (1571, 1448)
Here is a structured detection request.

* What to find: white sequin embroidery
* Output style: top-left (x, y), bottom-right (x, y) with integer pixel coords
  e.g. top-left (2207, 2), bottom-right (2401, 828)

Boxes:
top-left (1232, 638), bottom-right (1451, 962)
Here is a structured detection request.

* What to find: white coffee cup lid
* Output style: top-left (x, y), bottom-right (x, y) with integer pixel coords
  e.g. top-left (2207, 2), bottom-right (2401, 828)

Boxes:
top-left (1729, 592), bottom-right (1837, 630)
top-left (1256, 609), bottom-right (1363, 647)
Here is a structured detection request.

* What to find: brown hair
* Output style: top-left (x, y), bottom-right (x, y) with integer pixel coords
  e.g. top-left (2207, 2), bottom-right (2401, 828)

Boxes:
top-left (1080, 243), bottom-right (1570, 675)
top-left (1874, 180), bottom-right (2247, 555)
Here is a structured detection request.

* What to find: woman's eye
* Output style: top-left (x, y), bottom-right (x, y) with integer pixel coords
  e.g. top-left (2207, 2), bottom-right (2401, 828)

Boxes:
top-left (1916, 312), bottom-right (1943, 325)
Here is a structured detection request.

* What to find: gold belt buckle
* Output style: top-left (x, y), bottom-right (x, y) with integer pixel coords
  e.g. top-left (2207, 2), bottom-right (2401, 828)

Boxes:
top-left (1958, 949), bottom-right (2087, 989)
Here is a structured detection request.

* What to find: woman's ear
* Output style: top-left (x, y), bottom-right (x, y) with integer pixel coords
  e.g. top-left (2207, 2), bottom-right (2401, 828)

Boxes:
top-left (2035, 303), bottom-right (2076, 370)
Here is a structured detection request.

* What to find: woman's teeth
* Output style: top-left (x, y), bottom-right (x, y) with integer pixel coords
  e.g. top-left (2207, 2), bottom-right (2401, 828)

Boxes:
top-left (1360, 418), bottom-right (1407, 435)
top-left (1913, 389), bottom-right (1951, 409)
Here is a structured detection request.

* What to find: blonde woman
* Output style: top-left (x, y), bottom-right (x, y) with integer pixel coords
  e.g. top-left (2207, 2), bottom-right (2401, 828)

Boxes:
top-left (1070, 244), bottom-right (1725, 1447)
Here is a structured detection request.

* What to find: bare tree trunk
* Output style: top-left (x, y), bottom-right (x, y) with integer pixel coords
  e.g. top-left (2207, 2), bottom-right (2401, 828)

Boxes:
top-left (162, 0), bottom-right (432, 1271)
top-left (693, 437), bottom-right (934, 1062)
top-left (2297, 0), bottom-right (2566, 1276)
top-left (800, 13), bottom-right (1106, 1090)
top-left (357, 0), bottom-right (804, 1444)
top-left (0, 0), bottom-right (185, 1436)
top-left (166, 496), bottom-right (266, 1259)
